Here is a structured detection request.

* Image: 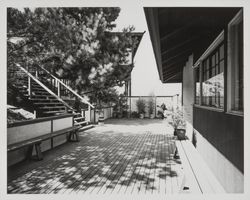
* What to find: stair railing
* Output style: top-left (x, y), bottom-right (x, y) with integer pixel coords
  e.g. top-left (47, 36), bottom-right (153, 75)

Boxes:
top-left (17, 64), bottom-right (73, 111)
top-left (24, 64), bottom-right (94, 123)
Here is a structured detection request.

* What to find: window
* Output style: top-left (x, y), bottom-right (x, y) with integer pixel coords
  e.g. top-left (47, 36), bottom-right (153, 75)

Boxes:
top-left (194, 66), bottom-right (200, 104)
top-left (201, 43), bottom-right (224, 108)
top-left (228, 9), bottom-right (243, 113)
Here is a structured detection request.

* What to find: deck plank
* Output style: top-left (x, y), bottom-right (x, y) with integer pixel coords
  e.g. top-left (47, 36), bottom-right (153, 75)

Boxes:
top-left (90, 135), bottom-right (136, 194)
top-left (51, 134), bottom-right (123, 194)
top-left (8, 119), bottom-right (184, 194)
top-left (116, 131), bottom-right (149, 194)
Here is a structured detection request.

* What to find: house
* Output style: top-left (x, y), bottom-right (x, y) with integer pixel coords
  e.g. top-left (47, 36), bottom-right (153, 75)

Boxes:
top-left (144, 7), bottom-right (243, 192)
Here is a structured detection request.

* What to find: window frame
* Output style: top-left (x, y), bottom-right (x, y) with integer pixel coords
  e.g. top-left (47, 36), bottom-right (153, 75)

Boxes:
top-left (193, 31), bottom-right (224, 112)
top-left (227, 9), bottom-right (243, 116)
top-left (201, 43), bottom-right (224, 109)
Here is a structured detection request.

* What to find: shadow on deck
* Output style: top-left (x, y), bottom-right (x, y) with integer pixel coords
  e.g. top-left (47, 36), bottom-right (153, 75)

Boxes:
top-left (8, 119), bottom-right (184, 194)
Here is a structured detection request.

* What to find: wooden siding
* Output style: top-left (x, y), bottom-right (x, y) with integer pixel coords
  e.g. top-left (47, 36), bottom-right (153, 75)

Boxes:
top-left (193, 106), bottom-right (243, 173)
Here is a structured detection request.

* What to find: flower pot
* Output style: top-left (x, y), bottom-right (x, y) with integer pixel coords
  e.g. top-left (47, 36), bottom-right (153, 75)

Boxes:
top-left (174, 129), bottom-right (187, 140)
top-left (98, 116), bottom-right (104, 125)
top-left (139, 113), bottom-right (144, 119)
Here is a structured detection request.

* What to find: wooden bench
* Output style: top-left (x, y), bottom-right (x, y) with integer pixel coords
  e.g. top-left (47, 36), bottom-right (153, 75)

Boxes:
top-left (8, 126), bottom-right (80, 161)
top-left (175, 138), bottom-right (225, 193)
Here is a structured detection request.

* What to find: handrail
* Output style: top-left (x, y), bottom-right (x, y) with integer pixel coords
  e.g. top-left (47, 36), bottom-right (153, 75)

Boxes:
top-left (37, 65), bottom-right (94, 108)
top-left (17, 65), bottom-right (73, 110)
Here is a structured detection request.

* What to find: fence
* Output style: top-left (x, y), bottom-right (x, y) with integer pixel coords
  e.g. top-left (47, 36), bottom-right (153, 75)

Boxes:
top-left (89, 94), bottom-right (180, 122)
top-left (127, 95), bottom-right (180, 118)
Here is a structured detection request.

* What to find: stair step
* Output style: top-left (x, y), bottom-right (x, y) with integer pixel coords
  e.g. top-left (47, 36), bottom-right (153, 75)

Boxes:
top-left (30, 98), bottom-right (60, 103)
top-left (74, 116), bottom-right (85, 121)
top-left (30, 95), bottom-right (57, 99)
top-left (33, 91), bottom-right (50, 95)
top-left (75, 121), bottom-right (88, 126)
top-left (39, 106), bottom-right (66, 110)
top-left (32, 88), bottom-right (46, 91)
top-left (43, 110), bottom-right (67, 114)
top-left (15, 85), bottom-right (28, 89)
top-left (78, 124), bottom-right (94, 132)
top-left (34, 102), bottom-right (64, 106)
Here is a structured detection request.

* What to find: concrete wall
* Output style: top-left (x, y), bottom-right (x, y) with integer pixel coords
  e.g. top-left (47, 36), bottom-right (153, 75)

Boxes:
top-left (182, 54), bottom-right (194, 140)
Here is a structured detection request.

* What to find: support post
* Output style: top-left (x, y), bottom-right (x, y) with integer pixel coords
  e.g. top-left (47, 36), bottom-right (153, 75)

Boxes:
top-left (57, 80), bottom-right (61, 98)
top-left (81, 109), bottom-right (84, 118)
top-left (35, 69), bottom-right (38, 78)
top-left (85, 105), bottom-right (91, 123)
top-left (28, 76), bottom-right (32, 97)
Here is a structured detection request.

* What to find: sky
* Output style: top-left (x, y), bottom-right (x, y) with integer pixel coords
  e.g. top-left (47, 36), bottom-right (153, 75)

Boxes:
top-left (114, 5), bottom-right (182, 96)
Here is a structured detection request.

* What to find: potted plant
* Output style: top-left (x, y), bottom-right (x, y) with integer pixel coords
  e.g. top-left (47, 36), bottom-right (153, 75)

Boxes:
top-left (171, 108), bottom-right (187, 159)
top-left (136, 99), bottom-right (146, 119)
top-left (148, 96), bottom-right (155, 119)
top-left (171, 108), bottom-right (187, 140)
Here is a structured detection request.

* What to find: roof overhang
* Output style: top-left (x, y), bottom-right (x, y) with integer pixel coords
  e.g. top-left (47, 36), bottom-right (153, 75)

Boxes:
top-left (106, 31), bottom-right (145, 61)
top-left (144, 7), bottom-right (241, 83)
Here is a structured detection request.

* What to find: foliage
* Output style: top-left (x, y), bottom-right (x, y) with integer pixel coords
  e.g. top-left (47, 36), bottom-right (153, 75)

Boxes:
top-left (148, 96), bottom-right (155, 115)
top-left (170, 108), bottom-right (186, 129)
top-left (90, 87), bottom-right (119, 108)
top-left (112, 94), bottom-right (128, 116)
top-left (131, 111), bottom-right (139, 118)
top-left (7, 7), bottom-right (139, 104)
top-left (160, 103), bottom-right (166, 111)
top-left (136, 99), bottom-right (146, 114)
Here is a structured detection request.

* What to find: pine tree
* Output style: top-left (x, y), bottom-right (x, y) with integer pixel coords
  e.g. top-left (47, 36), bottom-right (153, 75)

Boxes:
top-left (7, 7), bottom-right (138, 105)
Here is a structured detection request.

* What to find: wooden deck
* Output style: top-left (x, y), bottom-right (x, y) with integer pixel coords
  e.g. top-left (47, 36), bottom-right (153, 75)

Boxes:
top-left (7, 119), bottom-right (184, 194)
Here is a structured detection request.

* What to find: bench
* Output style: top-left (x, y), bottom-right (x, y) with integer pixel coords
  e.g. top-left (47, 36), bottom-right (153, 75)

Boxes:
top-left (8, 126), bottom-right (80, 161)
top-left (175, 138), bottom-right (225, 193)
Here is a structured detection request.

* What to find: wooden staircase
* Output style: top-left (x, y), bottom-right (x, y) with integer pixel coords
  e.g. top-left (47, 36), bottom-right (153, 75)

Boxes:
top-left (8, 64), bottom-right (95, 130)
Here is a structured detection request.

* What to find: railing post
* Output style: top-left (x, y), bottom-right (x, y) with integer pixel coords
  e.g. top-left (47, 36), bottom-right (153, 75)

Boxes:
top-left (35, 66), bottom-right (38, 78)
top-left (28, 76), bottom-right (32, 97)
top-left (85, 105), bottom-right (91, 122)
top-left (81, 109), bottom-right (84, 118)
top-left (57, 80), bottom-right (61, 98)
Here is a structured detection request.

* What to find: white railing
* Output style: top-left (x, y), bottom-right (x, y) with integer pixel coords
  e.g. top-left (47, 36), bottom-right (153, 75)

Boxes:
top-left (18, 65), bottom-right (72, 110)
top-left (16, 64), bottom-right (94, 123)
top-left (37, 66), bottom-right (94, 108)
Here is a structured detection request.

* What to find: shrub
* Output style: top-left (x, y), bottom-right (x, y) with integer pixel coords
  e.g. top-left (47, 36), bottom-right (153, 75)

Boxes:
top-left (136, 99), bottom-right (146, 114)
top-left (131, 111), bottom-right (139, 118)
top-left (148, 97), bottom-right (154, 115)
top-left (170, 108), bottom-right (186, 129)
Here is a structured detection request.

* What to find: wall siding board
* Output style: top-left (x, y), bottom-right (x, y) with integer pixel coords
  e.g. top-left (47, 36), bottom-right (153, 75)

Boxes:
top-left (193, 106), bottom-right (243, 173)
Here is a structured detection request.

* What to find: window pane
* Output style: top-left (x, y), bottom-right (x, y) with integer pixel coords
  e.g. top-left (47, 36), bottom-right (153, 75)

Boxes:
top-left (195, 67), bottom-right (200, 104)
top-left (212, 67), bottom-right (215, 76)
top-left (219, 45), bottom-right (224, 60)
top-left (202, 43), bottom-right (224, 108)
top-left (216, 52), bottom-right (219, 64)
top-left (212, 55), bottom-right (215, 66)
top-left (216, 64), bottom-right (219, 74)
top-left (219, 60), bottom-right (224, 73)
